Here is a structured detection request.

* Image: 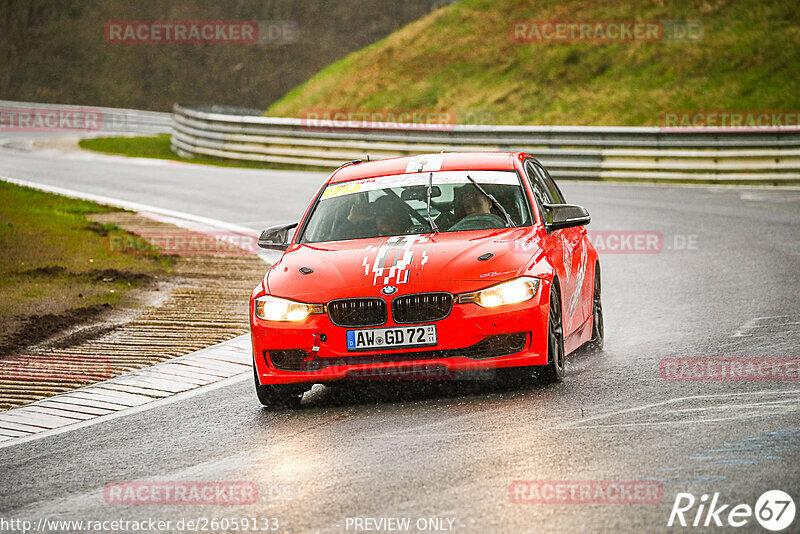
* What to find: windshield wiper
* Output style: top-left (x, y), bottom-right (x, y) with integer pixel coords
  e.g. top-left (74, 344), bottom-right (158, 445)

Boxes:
top-left (426, 172), bottom-right (439, 233)
top-left (466, 174), bottom-right (515, 228)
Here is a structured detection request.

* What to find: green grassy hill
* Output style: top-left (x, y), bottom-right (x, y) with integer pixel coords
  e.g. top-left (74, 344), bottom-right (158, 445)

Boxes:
top-left (268, 0), bottom-right (800, 126)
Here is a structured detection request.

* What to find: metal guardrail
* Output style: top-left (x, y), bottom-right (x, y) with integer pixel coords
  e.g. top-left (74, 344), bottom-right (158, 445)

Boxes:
top-left (171, 104), bottom-right (800, 182)
top-left (0, 100), bottom-right (172, 134)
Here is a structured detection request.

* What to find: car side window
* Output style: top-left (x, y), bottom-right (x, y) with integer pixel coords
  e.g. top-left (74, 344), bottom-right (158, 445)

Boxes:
top-left (524, 160), bottom-right (554, 211)
top-left (534, 162), bottom-right (566, 204)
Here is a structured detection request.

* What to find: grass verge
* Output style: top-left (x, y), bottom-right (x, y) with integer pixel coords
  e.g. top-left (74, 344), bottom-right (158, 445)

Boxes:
top-left (0, 181), bottom-right (173, 354)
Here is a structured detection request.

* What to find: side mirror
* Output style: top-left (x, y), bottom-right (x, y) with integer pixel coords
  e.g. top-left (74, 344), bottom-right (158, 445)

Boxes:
top-left (258, 223), bottom-right (298, 250)
top-left (542, 204), bottom-right (590, 231)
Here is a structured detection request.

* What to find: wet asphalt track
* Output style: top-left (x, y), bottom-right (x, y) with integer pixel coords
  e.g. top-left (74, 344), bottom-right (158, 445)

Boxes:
top-left (1, 139), bottom-right (800, 533)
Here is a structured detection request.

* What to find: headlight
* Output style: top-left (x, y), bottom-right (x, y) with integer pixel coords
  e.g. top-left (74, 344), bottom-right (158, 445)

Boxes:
top-left (457, 277), bottom-right (540, 308)
top-left (254, 295), bottom-right (324, 322)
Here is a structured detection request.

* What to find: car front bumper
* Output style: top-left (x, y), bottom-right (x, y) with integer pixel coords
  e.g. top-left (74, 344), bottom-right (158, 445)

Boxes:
top-left (251, 289), bottom-right (550, 385)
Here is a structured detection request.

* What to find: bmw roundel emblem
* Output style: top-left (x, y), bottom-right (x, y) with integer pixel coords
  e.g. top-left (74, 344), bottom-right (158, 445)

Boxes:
top-left (382, 285), bottom-right (397, 295)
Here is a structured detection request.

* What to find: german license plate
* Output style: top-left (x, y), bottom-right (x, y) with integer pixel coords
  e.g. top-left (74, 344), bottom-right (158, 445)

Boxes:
top-left (346, 324), bottom-right (437, 351)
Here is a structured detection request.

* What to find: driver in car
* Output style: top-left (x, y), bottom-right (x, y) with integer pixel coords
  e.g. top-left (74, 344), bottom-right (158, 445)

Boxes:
top-left (449, 185), bottom-right (506, 231)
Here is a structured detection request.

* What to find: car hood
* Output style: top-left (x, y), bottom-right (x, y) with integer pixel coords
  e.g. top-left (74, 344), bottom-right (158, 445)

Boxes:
top-left (266, 228), bottom-right (544, 301)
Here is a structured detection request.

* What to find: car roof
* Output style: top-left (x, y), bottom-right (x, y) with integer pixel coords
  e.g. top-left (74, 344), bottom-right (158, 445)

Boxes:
top-left (327, 152), bottom-right (527, 184)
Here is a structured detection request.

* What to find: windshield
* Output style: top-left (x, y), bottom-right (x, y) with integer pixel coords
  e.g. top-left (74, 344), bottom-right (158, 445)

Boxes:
top-left (299, 170), bottom-right (532, 243)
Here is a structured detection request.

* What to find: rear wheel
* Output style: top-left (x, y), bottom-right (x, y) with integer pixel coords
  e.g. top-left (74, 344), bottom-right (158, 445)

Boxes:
top-left (540, 284), bottom-right (566, 382)
top-left (586, 266), bottom-right (604, 352)
top-left (253, 363), bottom-right (305, 408)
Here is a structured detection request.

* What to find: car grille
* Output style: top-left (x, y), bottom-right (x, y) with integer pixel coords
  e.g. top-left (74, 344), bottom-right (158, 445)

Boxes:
top-left (327, 298), bottom-right (387, 327)
top-left (391, 292), bottom-right (453, 324)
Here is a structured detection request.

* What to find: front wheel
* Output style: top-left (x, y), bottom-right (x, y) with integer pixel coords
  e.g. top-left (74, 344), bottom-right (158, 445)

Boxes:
top-left (253, 364), bottom-right (306, 408)
top-left (539, 284), bottom-right (566, 383)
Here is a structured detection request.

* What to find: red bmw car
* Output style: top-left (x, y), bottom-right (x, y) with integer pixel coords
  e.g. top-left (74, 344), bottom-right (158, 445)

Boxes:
top-left (250, 152), bottom-right (602, 407)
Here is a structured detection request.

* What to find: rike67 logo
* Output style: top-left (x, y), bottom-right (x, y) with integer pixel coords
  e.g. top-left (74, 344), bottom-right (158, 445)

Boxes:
top-left (668, 490), bottom-right (795, 531)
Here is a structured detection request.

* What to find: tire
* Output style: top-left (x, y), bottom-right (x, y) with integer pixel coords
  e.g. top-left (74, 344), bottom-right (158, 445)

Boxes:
top-left (586, 265), bottom-right (604, 352)
top-left (253, 364), bottom-right (305, 408)
top-left (540, 284), bottom-right (566, 383)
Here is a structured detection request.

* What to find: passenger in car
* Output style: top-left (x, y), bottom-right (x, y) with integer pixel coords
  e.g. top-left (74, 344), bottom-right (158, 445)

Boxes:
top-left (341, 195), bottom-right (412, 238)
top-left (373, 196), bottom-right (412, 236)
